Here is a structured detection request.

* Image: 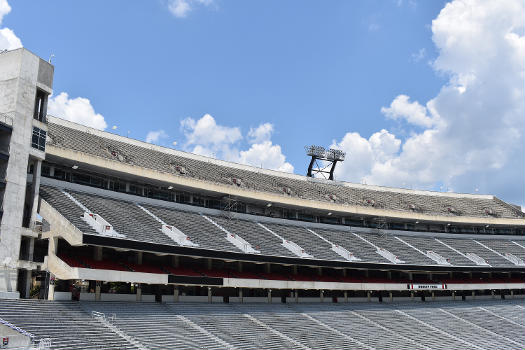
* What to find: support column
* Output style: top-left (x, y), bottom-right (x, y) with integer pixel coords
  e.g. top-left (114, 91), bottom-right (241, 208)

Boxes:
top-left (172, 255), bottom-right (179, 268)
top-left (342, 269), bottom-right (347, 277)
top-left (137, 251), bottom-right (143, 265)
top-left (136, 284), bottom-right (142, 301)
top-left (24, 270), bottom-right (32, 298)
top-left (173, 286), bottom-right (179, 302)
top-left (431, 291), bottom-right (435, 301)
top-left (320, 290), bottom-right (324, 303)
top-left (47, 237), bottom-right (58, 300)
top-left (452, 291), bottom-right (456, 300)
top-left (266, 263), bottom-right (271, 274)
top-left (408, 272), bottom-right (413, 281)
top-left (292, 266), bottom-right (297, 275)
top-left (511, 290), bottom-right (514, 299)
top-left (429, 273), bottom-right (433, 281)
top-left (344, 291), bottom-right (348, 303)
top-left (318, 267), bottom-right (322, 276)
top-left (410, 291), bottom-right (414, 300)
top-left (238, 261), bottom-right (243, 273)
top-left (471, 290), bottom-right (475, 299)
top-left (268, 289), bottom-right (272, 303)
top-left (387, 271), bottom-right (392, 280)
top-left (239, 288), bottom-right (243, 303)
top-left (29, 160), bottom-right (42, 228)
top-left (47, 273), bottom-right (55, 301)
top-left (208, 287), bottom-right (212, 303)
top-left (389, 292), bottom-right (393, 303)
top-left (295, 290), bottom-right (299, 303)
top-left (491, 290), bottom-right (495, 299)
top-left (207, 258), bottom-right (212, 270)
top-left (95, 281), bottom-right (101, 301)
top-left (94, 247), bottom-right (103, 261)
top-left (367, 291), bottom-right (371, 302)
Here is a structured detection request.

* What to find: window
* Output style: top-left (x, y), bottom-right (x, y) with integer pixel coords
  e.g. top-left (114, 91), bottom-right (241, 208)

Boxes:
top-left (33, 89), bottom-right (48, 122)
top-left (31, 127), bottom-right (46, 151)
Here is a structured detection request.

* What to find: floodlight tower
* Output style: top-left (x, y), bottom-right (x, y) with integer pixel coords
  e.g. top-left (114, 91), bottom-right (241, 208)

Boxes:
top-left (305, 145), bottom-right (346, 180)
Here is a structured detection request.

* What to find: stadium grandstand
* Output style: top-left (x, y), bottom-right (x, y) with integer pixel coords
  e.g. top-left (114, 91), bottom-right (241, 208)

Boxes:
top-left (0, 48), bottom-right (524, 349)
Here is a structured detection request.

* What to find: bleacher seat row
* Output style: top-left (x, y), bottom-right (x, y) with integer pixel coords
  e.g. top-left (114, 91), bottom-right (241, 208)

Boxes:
top-left (46, 119), bottom-right (524, 220)
top-left (0, 299), bottom-right (523, 350)
top-left (40, 185), bottom-right (525, 268)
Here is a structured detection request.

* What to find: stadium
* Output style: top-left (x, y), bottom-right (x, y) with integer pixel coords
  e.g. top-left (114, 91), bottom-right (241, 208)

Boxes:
top-left (0, 48), bottom-right (524, 349)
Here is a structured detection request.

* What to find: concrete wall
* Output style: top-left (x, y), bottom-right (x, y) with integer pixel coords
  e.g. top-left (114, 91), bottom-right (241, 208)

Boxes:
top-left (0, 49), bottom-right (54, 294)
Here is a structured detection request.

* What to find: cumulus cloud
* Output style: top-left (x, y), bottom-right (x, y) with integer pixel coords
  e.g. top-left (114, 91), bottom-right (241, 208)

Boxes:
top-left (333, 0), bottom-right (525, 204)
top-left (167, 0), bottom-right (214, 18)
top-left (145, 130), bottom-right (168, 144)
top-left (48, 92), bottom-right (107, 130)
top-left (380, 94), bottom-right (437, 128)
top-left (247, 123), bottom-right (274, 144)
top-left (181, 114), bottom-right (293, 173)
top-left (0, 0), bottom-right (21, 50)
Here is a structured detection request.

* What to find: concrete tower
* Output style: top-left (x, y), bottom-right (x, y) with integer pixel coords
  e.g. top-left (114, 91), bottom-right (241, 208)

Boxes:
top-left (0, 48), bottom-right (53, 298)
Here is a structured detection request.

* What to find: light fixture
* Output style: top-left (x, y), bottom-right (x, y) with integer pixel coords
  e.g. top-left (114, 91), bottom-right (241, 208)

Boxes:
top-left (415, 221), bottom-right (419, 224)
top-left (485, 225), bottom-right (490, 228)
top-left (327, 212), bottom-right (332, 216)
top-left (447, 223), bottom-right (451, 226)
top-left (168, 186), bottom-right (173, 190)
top-left (72, 165), bottom-right (78, 170)
top-left (266, 203), bottom-right (272, 207)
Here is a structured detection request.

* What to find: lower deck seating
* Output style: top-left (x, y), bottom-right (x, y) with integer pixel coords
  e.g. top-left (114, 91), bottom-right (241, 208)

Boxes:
top-left (0, 299), bottom-right (523, 350)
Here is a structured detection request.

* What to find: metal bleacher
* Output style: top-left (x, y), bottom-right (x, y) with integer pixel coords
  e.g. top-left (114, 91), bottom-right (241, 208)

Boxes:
top-left (0, 299), bottom-right (523, 350)
top-left (47, 118), bottom-right (525, 220)
top-left (39, 184), bottom-right (525, 268)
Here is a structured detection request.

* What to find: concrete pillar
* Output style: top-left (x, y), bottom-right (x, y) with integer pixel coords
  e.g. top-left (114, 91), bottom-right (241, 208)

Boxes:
top-left (172, 255), bottom-right (179, 268)
top-left (389, 292), bottom-right (393, 302)
top-left (344, 291), bottom-right (348, 303)
top-left (295, 290), bottom-right (299, 303)
top-left (94, 247), bottom-right (103, 261)
top-left (367, 291), bottom-right (371, 302)
top-left (410, 291), bottom-right (414, 300)
top-left (408, 272), bottom-right (413, 281)
top-left (491, 290), bottom-right (495, 299)
top-left (268, 289), bottom-right (272, 303)
top-left (29, 160), bottom-right (42, 229)
top-left (137, 251), bottom-right (143, 265)
top-left (511, 290), bottom-right (514, 299)
top-left (452, 291), bottom-right (456, 300)
top-left (24, 270), bottom-right (32, 298)
top-left (49, 166), bottom-right (55, 177)
top-left (292, 266), bottom-right (297, 275)
top-left (449, 272), bottom-right (453, 278)
top-left (125, 182), bottom-right (130, 193)
top-left (207, 258), bottom-right (212, 270)
top-left (318, 267), bottom-right (322, 276)
top-left (320, 290), bottom-right (324, 303)
top-left (136, 284), bottom-right (142, 301)
top-left (469, 272), bottom-right (473, 279)
top-left (265, 263), bottom-right (271, 274)
top-left (238, 261), bottom-right (243, 273)
top-left (95, 281), bottom-right (101, 301)
top-left (431, 291), bottom-right (435, 301)
top-left (471, 290), bottom-right (475, 299)
top-left (239, 288), bottom-right (243, 303)
top-left (429, 273), bottom-right (433, 281)
top-left (342, 269), bottom-right (347, 277)
top-left (208, 287), bottom-right (212, 303)
top-left (387, 271), bottom-right (392, 280)
top-left (365, 270), bottom-right (369, 278)
top-left (173, 286), bottom-right (179, 302)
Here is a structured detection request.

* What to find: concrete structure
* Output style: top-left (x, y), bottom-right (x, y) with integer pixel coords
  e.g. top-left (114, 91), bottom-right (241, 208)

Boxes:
top-left (0, 48), bottom-right (53, 297)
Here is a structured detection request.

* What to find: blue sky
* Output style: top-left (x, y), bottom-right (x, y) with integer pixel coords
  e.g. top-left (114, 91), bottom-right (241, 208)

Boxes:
top-left (1, 0), bottom-right (524, 206)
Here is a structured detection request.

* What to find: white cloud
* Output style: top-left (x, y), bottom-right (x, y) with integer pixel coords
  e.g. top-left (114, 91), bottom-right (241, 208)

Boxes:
top-left (180, 114), bottom-right (293, 173)
top-left (380, 94), bottom-right (437, 128)
top-left (239, 141), bottom-right (294, 173)
top-left (167, 0), bottom-right (214, 18)
top-left (247, 123), bottom-right (273, 144)
top-left (0, 0), bottom-right (21, 51)
top-left (48, 92), bottom-right (107, 130)
top-left (333, 0), bottom-right (525, 205)
top-left (145, 130), bottom-right (168, 144)
top-left (0, 0), bottom-right (11, 24)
